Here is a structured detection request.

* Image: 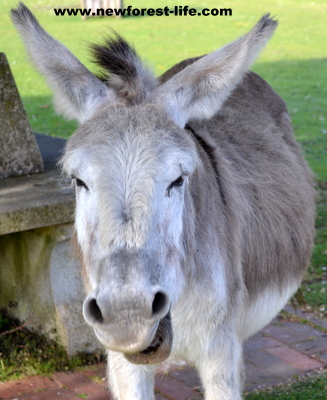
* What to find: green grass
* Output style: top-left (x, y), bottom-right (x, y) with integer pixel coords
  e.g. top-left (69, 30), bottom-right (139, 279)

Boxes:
top-left (244, 372), bottom-right (327, 400)
top-left (303, 187), bottom-right (327, 317)
top-left (0, 309), bottom-right (104, 382)
top-left (77, 394), bottom-right (88, 399)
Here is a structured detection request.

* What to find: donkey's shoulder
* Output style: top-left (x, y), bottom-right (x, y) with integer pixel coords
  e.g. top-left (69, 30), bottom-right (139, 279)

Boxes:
top-left (225, 71), bottom-right (288, 127)
top-left (192, 71), bottom-right (292, 148)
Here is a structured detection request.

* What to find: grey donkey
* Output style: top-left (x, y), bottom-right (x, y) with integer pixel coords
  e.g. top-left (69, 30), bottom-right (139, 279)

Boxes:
top-left (11, 3), bottom-right (315, 400)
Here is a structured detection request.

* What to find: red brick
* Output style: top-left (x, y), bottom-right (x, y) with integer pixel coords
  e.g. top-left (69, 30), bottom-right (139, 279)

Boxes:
top-left (245, 350), bottom-right (300, 377)
top-left (155, 375), bottom-right (202, 400)
top-left (291, 337), bottom-right (327, 355)
top-left (244, 336), bottom-right (281, 352)
top-left (53, 371), bottom-right (93, 389)
top-left (0, 376), bottom-right (56, 398)
top-left (155, 392), bottom-right (172, 400)
top-left (316, 351), bottom-right (327, 363)
top-left (85, 390), bottom-right (113, 400)
top-left (244, 365), bottom-right (284, 391)
top-left (262, 324), bottom-right (307, 344)
top-left (168, 366), bottom-right (201, 388)
top-left (53, 369), bottom-right (113, 399)
top-left (71, 379), bottom-right (105, 396)
top-left (266, 345), bottom-right (324, 372)
top-left (14, 387), bottom-right (80, 399)
top-left (80, 363), bottom-right (106, 381)
top-left (282, 322), bottom-right (326, 338)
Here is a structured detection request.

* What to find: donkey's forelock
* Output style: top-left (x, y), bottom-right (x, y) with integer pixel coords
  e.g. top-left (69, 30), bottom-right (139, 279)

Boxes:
top-left (91, 32), bottom-right (157, 105)
top-left (96, 132), bottom-right (159, 249)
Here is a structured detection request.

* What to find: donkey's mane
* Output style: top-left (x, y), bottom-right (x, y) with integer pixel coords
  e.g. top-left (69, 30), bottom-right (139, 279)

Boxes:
top-left (91, 32), bottom-right (157, 104)
top-left (91, 32), bottom-right (140, 82)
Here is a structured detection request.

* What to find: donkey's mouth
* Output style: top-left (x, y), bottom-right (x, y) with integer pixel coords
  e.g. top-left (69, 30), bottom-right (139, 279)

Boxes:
top-left (124, 312), bottom-right (173, 365)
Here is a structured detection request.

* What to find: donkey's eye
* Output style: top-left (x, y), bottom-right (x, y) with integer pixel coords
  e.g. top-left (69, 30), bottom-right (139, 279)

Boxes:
top-left (72, 176), bottom-right (89, 191)
top-left (166, 175), bottom-right (185, 197)
top-left (171, 176), bottom-right (184, 188)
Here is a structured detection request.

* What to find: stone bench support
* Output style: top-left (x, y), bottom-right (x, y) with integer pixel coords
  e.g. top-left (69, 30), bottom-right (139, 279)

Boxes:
top-left (0, 135), bottom-right (97, 355)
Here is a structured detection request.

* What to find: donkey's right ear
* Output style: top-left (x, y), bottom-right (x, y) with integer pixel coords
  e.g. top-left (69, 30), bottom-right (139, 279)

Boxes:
top-left (11, 3), bottom-right (114, 123)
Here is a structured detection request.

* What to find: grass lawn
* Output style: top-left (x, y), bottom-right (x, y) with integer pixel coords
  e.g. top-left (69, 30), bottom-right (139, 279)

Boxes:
top-left (0, 0), bottom-right (326, 393)
top-left (0, 309), bottom-right (105, 381)
top-left (244, 372), bottom-right (327, 400)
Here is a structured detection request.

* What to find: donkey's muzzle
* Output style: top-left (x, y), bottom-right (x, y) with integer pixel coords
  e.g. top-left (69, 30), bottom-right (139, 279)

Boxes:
top-left (124, 311), bottom-right (173, 365)
top-left (82, 286), bottom-right (172, 361)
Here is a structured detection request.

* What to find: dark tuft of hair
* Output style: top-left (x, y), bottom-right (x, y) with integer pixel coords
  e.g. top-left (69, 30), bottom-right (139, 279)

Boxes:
top-left (91, 31), bottom-right (139, 82)
top-left (90, 31), bottom-right (156, 104)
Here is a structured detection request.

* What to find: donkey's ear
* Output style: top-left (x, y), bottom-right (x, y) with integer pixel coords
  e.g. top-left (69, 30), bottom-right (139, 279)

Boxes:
top-left (11, 3), bottom-right (114, 123)
top-left (154, 15), bottom-right (278, 127)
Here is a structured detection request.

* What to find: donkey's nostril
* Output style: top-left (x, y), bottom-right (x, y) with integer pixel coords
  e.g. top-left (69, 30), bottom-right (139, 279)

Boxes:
top-left (86, 298), bottom-right (104, 324)
top-left (152, 291), bottom-right (169, 317)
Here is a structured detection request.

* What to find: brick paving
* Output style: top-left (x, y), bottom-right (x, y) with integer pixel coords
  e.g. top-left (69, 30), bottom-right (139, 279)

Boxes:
top-left (1, 311), bottom-right (326, 400)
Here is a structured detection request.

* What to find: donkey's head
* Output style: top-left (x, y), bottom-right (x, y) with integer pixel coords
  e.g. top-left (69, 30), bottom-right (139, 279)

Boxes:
top-left (11, 3), bottom-right (277, 364)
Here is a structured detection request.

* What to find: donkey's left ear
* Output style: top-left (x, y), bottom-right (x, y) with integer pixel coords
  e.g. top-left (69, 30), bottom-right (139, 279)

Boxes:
top-left (154, 15), bottom-right (277, 128)
top-left (11, 3), bottom-right (115, 123)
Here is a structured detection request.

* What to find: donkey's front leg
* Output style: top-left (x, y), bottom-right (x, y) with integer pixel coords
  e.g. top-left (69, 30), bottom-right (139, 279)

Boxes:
top-left (196, 333), bottom-right (244, 400)
top-left (107, 350), bottom-right (156, 400)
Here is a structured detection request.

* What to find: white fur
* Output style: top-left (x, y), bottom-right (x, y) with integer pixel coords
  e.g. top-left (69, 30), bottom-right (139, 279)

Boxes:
top-left (239, 282), bottom-right (300, 341)
top-left (108, 351), bottom-right (156, 400)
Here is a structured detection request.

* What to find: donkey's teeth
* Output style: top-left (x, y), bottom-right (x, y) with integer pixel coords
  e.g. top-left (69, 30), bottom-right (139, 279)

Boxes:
top-left (140, 335), bottom-right (163, 356)
top-left (124, 312), bottom-right (173, 365)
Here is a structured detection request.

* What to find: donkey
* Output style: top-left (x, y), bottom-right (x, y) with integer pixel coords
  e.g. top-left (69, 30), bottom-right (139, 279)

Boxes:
top-left (12, 3), bottom-right (315, 399)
